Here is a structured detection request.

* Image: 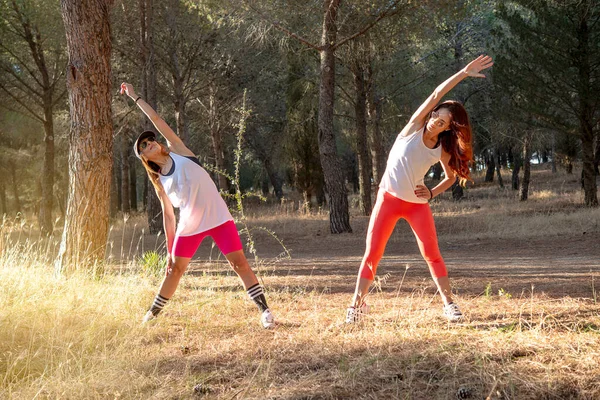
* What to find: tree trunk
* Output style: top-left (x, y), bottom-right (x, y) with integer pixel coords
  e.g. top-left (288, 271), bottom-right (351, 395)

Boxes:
top-left (495, 148), bottom-right (504, 189)
top-left (581, 124), bottom-right (597, 206)
top-left (140, 0), bottom-right (162, 233)
top-left (485, 151), bottom-right (495, 182)
top-left (263, 158), bottom-right (283, 200)
top-left (120, 133), bottom-right (131, 213)
top-left (208, 85), bottom-right (229, 192)
top-left (520, 133), bottom-right (532, 201)
top-left (0, 176), bottom-right (6, 215)
top-left (366, 65), bottom-right (385, 185)
top-left (173, 86), bottom-right (187, 143)
top-left (511, 150), bottom-right (521, 190)
top-left (211, 126), bottom-right (229, 192)
top-left (565, 159), bottom-right (573, 174)
top-left (166, 0), bottom-right (188, 143)
top-left (110, 154), bottom-right (120, 217)
top-left (315, 177), bottom-right (326, 207)
top-left (143, 175), bottom-right (148, 208)
top-left (56, 0), bottom-right (113, 273)
top-left (261, 175), bottom-right (269, 197)
top-left (576, 8), bottom-right (598, 206)
top-left (170, 53), bottom-right (187, 145)
top-left (128, 149), bottom-right (137, 211)
top-left (39, 111), bottom-right (55, 234)
top-left (551, 132), bottom-right (557, 173)
top-left (594, 132), bottom-right (600, 175)
top-left (350, 158), bottom-right (359, 194)
top-left (10, 0), bottom-right (57, 234)
top-left (451, 181), bottom-right (463, 201)
top-left (593, 132), bottom-right (599, 175)
top-left (353, 60), bottom-right (371, 216)
top-left (171, 49), bottom-right (188, 143)
top-left (318, 0), bottom-right (351, 233)
top-left (10, 164), bottom-right (21, 213)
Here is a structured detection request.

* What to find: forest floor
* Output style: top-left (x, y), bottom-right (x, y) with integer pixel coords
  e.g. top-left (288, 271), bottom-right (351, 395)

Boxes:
top-left (2, 164), bottom-right (600, 399)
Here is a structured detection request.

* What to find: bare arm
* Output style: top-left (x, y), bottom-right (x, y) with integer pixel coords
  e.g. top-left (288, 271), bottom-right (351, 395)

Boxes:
top-left (400, 55), bottom-right (494, 137)
top-left (432, 151), bottom-right (458, 197)
top-left (120, 82), bottom-right (195, 157)
top-left (157, 189), bottom-right (177, 257)
top-left (414, 151), bottom-right (457, 200)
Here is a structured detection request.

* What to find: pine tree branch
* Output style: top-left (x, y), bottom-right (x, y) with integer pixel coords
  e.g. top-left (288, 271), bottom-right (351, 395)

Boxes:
top-left (0, 63), bottom-right (43, 98)
top-left (336, 81), bottom-right (354, 106)
top-left (241, 0), bottom-right (321, 51)
top-left (52, 88), bottom-right (67, 108)
top-left (334, 0), bottom-right (403, 50)
top-left (0, 42), bottom-right (43, 88)
top-left (0, 83), bottom-right (43, 121)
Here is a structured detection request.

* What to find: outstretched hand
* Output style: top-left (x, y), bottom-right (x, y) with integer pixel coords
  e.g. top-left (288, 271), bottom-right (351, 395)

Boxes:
top-left (463, 55), bottom-right (493, 78)
top-left (120, 82), bottom-right (137, 99)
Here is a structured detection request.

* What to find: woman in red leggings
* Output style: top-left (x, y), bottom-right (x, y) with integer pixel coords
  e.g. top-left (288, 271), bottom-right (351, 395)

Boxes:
top-left (346, 55), bottom-right (493, 323)
top-left (120, 83), bottom-right (275, 328)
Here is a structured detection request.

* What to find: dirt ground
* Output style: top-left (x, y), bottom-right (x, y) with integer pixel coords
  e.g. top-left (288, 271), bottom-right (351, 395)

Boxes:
top-left (150, 219), bottom-right (600, 302)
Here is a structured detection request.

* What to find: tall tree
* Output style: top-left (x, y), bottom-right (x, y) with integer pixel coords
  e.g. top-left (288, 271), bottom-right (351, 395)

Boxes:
top-left (246, 0), bottom-right (403, 233)
top-left (0, 0), bottom-right (67, 234)
top-left (56, 0), bottom-right (114, 272)
top-left (496, 0), bottom-right (599, 206)
top-left (139, 0), bottom-right (163, 233)
top-left (349, 39), bottom-right (372, 215)
top-left (283, 48), bottom-right (324, 206)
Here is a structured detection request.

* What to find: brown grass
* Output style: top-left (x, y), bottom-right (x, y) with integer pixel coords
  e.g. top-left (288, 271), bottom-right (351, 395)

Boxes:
top-left (1, 164), bottom-right (599, 399)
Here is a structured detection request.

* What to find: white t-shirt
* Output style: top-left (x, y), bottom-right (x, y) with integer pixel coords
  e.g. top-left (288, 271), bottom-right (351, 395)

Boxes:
top-left (379, 126), bottom-right (442, 204)
top-left (159, 152), bottom-right (233, 236)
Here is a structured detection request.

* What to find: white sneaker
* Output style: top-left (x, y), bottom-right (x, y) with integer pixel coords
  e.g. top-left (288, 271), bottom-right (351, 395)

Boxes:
top-left (345, 303), bottom-right (370, 324)
top-left (142, 310), bottom-right (156, 324)
top-left (443, 302), bottom-right (463, 321)
top-left (261, 309), bottom-right (275, 329)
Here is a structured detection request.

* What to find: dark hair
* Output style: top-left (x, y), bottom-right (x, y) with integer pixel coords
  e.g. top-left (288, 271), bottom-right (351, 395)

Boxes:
top-left (139, 142), bottom-right (170, 195)
top-left (426, 100), bottom-right (473, 186)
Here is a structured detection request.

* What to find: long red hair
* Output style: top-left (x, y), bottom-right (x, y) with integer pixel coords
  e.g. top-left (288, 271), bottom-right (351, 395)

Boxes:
top-left (426, 101), bottom-right (473, 186)
top-left (140, 142), bottom-right (170, 195)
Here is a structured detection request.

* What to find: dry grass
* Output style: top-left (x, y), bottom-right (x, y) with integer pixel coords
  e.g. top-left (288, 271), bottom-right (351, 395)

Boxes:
top-left (1, 164), bottom-right (599, 399)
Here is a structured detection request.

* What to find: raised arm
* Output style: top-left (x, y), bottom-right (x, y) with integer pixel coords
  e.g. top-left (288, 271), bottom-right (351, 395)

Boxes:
top-left (120, 82), bottom-right (194, 156)
top-left (400, 55), bottom-right (493, 136)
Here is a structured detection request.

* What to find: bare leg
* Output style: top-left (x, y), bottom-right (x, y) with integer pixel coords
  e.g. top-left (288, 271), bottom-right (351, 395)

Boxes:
top-left (157, 256), bottom-right (191, 299)
top-left (433, 275), bottom-right (453, 305)
top-left (351, 277), bottom-right (373, 308)
top-left (225, 250), bottom-right (272, 326)
top-left (224, 249), bottom-right (259, 289)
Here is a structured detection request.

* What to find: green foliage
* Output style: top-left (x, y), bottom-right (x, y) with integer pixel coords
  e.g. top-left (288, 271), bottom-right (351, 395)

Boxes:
top-left (138, 250), bottom-right (167, 278)
top-left (230, 91), bottom-right (290, 268)
top-left (494, 0), bottom-right (600, 135)
top-left (484, 282), bottom-right (492, 298)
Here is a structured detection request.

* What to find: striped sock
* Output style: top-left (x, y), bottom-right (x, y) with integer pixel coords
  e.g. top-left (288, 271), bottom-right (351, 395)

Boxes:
top-left (149, 293), bottom-right (169, 316)
top-left (247, 284), bottom-right (269, 312)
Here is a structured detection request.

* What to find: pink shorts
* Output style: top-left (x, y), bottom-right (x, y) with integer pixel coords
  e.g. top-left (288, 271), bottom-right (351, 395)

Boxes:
top-left (172, 220), bottom-right (243, 258)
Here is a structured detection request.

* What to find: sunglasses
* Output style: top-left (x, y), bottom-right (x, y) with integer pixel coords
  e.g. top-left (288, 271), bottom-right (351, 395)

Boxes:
top-left (139, 137), bottom-right (156, 151)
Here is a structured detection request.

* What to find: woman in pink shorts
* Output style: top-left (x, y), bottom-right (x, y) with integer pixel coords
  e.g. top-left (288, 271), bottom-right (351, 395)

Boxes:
top-left (120, 83), bottom-right (274, 328)
top-left (346, 55), bottom-right (494, 323)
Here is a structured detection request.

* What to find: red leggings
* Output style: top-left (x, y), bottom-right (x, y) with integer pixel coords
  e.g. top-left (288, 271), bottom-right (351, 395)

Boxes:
top-left (359, 190), bottom-right (447, 280)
